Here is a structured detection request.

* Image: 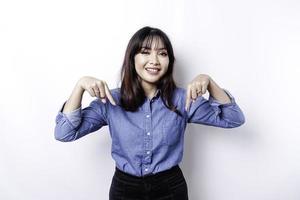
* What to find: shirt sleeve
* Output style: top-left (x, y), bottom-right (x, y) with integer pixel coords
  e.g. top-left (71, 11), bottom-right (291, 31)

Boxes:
top-left (186, 88), bottom-right (245, 128)
top-left (54, 99), bottom-right (108, 142)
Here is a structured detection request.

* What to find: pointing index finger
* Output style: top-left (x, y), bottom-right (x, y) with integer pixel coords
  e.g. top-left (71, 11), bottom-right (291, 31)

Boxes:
top-left (104, 83), bottom-right (117, 106)
top-left (185, 87), bottom-right (192, 112)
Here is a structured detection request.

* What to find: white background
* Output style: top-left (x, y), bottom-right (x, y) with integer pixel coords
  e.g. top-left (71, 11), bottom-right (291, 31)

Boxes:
top-left (1, 0), bottom-right (299, 199)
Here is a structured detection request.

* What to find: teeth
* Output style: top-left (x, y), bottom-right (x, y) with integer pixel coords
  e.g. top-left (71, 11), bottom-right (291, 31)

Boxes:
top-left (146, 68), bottom-right (159, 72)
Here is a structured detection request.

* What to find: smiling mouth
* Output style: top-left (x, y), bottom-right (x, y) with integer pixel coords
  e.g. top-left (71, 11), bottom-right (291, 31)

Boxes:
top-left (145, 67), bottom-right (161, 72)
top-left (145, 67), bottom-right (161, 75)
top-left (146, 68), bottom-right (159, 72)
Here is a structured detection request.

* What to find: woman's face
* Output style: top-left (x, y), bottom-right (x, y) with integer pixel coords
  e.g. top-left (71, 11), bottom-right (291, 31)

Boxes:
top-left (134, 37), bottom-right (169, 89)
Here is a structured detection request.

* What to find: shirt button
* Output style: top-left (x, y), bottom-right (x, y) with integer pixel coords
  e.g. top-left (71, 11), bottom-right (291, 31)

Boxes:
top-left (145, 168), bottom-right (148, 171)
top-left (146, 114), bottom-right (150, 118)
top-left (146, 151), bottom-right (150, 154)
top-left (147, 132), bottom-right (151, 135)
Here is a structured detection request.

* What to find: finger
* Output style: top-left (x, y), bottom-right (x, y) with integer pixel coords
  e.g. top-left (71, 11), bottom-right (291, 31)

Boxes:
top-left (197, 90), bottom-right (203, 97)
top-left (93, 86), bottom-right (101, 98)
top-left (91, 87), bottom-right (99, 98)
top-left (202, 84), bottom-right (207, 94)
top-left (191, 86), bottom-right (198, 100)
top-left (185, 86), bottom-right (192, 112)
top-left (97, 81), bottom-right (106, 103)
top-left (87, 88), bottom-right (96, 97)
top-left (104, 82), bottom-right (117, 105)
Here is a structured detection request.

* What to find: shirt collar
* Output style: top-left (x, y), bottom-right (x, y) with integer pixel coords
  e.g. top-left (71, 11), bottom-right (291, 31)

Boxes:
top-left (148, 88), bottom-right (161, 101)
top-left (154, 88), bottom-right (161, 98)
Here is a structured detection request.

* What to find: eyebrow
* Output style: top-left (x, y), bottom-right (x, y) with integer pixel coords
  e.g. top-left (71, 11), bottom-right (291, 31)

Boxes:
top-left (141, 46), bottom-right (167, 50)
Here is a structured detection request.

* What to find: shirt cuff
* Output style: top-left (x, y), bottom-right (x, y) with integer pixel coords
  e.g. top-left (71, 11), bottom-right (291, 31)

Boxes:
top-left (208, 88), bottom-right (236, 107)
top-left (57, 101), bottom-right (82, 128)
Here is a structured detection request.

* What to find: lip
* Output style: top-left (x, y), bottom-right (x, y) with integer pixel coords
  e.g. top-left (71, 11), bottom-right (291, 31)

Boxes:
top-left (145, 67), bottom-right (160, 75)
top-left (145, 67), bottom-right (161, 70)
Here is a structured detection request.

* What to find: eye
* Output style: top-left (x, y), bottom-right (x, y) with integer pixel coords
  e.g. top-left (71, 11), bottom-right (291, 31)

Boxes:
top-left (160, 52), bottom-right (168, 56)
top-left (141, 51), bottom-right (150, 55)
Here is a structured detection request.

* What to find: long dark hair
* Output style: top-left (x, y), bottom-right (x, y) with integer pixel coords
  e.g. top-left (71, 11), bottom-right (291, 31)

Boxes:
top-left (119, 26), bottom-right (182, 116)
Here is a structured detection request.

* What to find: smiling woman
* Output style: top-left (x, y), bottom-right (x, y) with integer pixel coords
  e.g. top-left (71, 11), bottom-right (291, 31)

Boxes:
top-left (54, 26), bottom-right (245, 200)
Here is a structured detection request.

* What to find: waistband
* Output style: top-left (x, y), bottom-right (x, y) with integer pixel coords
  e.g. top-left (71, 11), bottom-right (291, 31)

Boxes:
top-left (115, 165), bottom-right (181, 181)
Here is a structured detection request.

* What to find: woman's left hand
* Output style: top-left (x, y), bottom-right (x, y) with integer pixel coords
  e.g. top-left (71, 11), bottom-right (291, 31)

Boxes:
top-left (185, 74), bottom-right (211, 111)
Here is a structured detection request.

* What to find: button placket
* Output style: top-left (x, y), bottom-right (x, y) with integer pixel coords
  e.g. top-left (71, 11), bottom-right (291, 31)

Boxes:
top-left (142, 101), bottom-right (153, 175)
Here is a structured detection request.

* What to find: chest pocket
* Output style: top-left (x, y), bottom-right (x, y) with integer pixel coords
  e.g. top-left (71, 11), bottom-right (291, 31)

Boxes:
top-left (162, 111), bottom-right (184, 146)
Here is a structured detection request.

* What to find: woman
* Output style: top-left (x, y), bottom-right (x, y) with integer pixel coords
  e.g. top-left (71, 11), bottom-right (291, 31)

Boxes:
top-left (54, 26), bottom-right (245, 200)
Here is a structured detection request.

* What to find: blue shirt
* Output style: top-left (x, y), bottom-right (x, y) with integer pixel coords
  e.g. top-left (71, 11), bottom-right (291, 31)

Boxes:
top-left (54, 87), bottom-right (245, 177)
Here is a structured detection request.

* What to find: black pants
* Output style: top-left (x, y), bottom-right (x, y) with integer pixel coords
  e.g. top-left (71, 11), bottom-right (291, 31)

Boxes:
top-left (109, 165), bottom-right (189, 200)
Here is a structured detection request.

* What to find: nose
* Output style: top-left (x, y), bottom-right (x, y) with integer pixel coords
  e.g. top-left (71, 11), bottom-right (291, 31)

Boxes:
top-left (149, 53), bottom-right (159, 65)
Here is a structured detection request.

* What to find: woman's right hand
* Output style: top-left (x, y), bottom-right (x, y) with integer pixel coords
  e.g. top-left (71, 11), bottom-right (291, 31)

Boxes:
top-left (77, 76), bottom-right (117, 105)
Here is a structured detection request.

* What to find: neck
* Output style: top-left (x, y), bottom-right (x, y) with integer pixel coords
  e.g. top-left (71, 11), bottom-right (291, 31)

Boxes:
top-left (141, 82), bottom-right (158, 99)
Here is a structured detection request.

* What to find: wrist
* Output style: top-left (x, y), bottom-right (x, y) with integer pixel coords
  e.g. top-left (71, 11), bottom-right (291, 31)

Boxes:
top-left (75, 80), bottom-right (85, 93)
